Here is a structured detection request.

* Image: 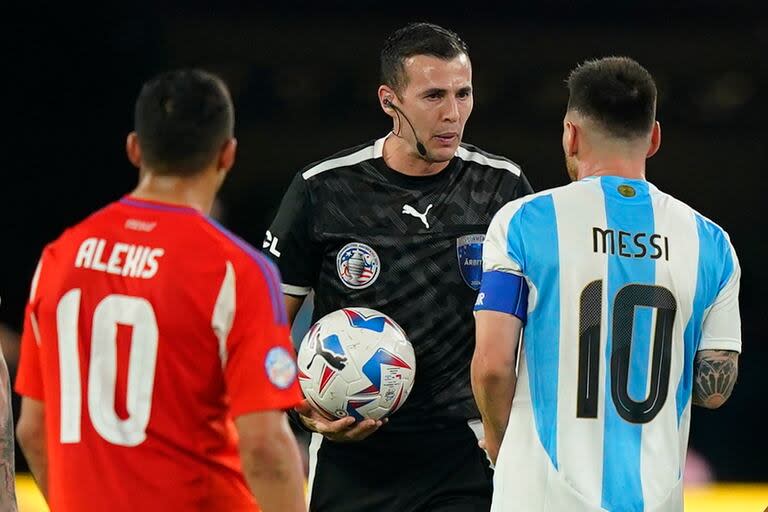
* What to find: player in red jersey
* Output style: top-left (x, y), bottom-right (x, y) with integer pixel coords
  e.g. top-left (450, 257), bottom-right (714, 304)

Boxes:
top-left (14, 69), bottom-right (306, 512)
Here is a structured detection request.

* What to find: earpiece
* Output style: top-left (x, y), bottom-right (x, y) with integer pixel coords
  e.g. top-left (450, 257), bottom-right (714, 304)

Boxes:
top-left (382, 98), bottom-right (427, 157)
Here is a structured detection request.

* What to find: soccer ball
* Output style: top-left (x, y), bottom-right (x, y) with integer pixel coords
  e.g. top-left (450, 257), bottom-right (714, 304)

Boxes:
top-left (297, 307), bottom-right (416, 421)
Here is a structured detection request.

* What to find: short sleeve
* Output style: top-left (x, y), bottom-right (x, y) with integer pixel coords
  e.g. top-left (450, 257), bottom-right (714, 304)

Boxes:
top-left (475, 200), bottom-right (530, 321)
top-left (482, 200), bottom-right (526, 275)
top-left (698, 241), bottom-right (742, 353)
top-left (222, 255), bottom-right (302, 418)
top-left (15, 256), bottom-right (45, 400)
top-left (263, 172), bottom-right (322, 297)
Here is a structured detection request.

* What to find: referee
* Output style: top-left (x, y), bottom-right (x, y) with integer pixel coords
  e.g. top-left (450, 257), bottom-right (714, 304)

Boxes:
top-left (264, 22), bottom-right (533, 512)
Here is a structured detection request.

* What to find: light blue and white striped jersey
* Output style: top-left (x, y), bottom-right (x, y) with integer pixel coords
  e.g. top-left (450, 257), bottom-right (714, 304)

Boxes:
top-left (478, 176), bottom-right (741, 512)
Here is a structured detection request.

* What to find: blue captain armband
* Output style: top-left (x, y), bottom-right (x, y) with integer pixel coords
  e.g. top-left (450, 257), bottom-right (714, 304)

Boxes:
top-left (474, 270), bottom-right (529, 323)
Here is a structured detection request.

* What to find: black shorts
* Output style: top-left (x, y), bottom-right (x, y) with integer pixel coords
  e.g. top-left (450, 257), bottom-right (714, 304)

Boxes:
top-left (307, 421), bottom-right (493, 512)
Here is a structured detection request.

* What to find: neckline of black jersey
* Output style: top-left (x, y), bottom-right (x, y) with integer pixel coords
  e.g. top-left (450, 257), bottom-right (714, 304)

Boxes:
top-left (370, 156), bottom-right (459, 189)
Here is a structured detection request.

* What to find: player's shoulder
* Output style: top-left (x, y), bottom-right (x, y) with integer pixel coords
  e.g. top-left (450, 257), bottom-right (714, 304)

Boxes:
top-left (455, 142), bottom-right (523, 177)
top-left (299, 136), bottom-right (385, 182)
top-left (43, 199), bottom-right (123, 256)
top-left (689, 206), bottom-right (734, 250)
top-left (198, 217), bottom-right (282, 286)
top-left (199, 220), bottom-right (285, 321)
top-left (648, 182), bottom-right (734, 245)
top-left (493, 181), bottom-right (575, 223)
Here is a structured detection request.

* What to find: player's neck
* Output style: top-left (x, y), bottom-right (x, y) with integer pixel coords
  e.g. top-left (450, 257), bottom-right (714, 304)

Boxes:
top-left (130, 170), bottom-right (217, 215)
top-left (382, 133), bottom-right (451, 177)
top-left (577, 159), bottom-right (647, 181)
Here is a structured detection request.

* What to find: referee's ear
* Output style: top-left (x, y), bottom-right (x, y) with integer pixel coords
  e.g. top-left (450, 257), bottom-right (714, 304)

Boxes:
top-left (378, 85), bottom-right (397, 117)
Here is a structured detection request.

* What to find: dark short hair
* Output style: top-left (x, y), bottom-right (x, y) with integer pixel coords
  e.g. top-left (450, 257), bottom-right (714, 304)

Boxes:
top-left (381, 22), bottom-right (469, 93)
top-left (566, 57), bottom-right (657, 139)
top-left (134, 69), bottom-right (234, 176)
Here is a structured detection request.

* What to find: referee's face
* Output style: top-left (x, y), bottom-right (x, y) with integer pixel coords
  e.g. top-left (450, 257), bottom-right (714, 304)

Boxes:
top-left (399, 53), bottom-right (473, 162)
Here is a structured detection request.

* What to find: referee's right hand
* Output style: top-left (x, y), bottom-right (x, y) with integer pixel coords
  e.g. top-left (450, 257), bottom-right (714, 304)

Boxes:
top-left (294, 399), bottom-right (386, 442)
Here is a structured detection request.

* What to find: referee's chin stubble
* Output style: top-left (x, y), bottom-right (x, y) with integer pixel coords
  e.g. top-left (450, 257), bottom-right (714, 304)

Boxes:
top-left (422, 140), bottom-right (458, 163)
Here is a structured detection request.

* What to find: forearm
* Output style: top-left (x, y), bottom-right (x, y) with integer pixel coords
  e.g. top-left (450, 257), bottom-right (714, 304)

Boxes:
top-left (241, 427), bottom-right (306, 512)
top-left (0, 459), bottom-right (17, 511)
top-left (284, 294), bottom-right (306, 327)
top-left (472, 310), bottom-right (523, 462)
top-left (18, 435), bottom-right (47, 499)
top-left (692, 350), bottom-right (739, 409)
top-left (471, 362), bottom-right (516, 448)
top-left (16, 397), bottom-right (48, 501)
top-left (0, 363), bottom-right (18, 511)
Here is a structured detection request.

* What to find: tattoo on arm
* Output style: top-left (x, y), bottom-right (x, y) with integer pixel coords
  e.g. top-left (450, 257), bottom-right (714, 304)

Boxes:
top-left (0, 355), bottom-right (17, 511)
top-left (692, 350), bottom-right (739, 409)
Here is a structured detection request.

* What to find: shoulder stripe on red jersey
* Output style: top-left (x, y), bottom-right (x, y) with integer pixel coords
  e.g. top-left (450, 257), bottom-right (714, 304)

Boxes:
top-left (204, 218), bottom-right (288, 326)
top-left (213, 261), bottom-right (236, 367)
top-left (29, 258), bottom-right (43, 302)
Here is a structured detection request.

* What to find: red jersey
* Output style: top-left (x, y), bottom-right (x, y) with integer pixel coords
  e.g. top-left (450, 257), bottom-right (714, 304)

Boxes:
top-left (15, 196), bottom-right (302, 512)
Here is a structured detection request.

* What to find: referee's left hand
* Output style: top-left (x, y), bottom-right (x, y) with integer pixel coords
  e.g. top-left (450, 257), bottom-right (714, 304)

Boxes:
top-left (295, 399), bottom-right (386, 442)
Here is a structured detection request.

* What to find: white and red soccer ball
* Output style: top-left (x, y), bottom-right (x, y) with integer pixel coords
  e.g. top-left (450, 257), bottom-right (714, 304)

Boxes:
top-left (297, 307), bottom-right (416, 421)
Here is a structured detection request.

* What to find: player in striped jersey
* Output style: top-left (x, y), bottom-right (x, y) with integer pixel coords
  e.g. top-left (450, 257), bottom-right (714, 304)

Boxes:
top-left (14, 69), bottom-right (306, 511)
top-left (472, 57), bottom-right (740, 511)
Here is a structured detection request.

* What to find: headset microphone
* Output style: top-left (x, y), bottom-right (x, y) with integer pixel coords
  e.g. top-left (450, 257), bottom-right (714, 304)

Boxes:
top-left (384, 99), bottom-right (427, 157)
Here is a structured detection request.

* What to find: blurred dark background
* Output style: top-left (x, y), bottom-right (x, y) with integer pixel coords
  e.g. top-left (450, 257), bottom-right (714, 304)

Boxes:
top-left (2, 2), bottom-right (765, 482)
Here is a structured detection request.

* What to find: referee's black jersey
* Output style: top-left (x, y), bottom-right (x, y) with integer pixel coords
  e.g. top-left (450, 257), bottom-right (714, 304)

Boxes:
top-left (264, 134), bottom-right (533, 431)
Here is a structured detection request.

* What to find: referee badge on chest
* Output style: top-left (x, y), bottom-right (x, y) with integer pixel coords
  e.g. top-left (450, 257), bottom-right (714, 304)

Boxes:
top-left (337, 242), bottom-right (381, 289)
top-left (457, 234), bottom-right (485, 290)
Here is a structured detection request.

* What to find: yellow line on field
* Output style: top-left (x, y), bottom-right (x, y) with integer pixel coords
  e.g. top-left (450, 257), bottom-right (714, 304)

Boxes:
top-left (14, 474), bottom-right (768, 511)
